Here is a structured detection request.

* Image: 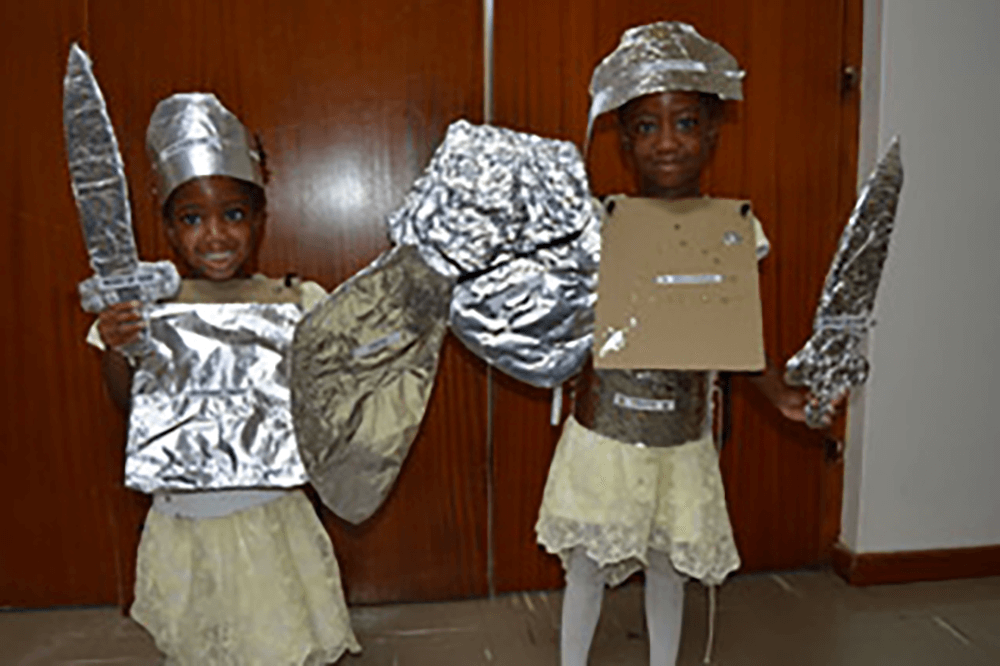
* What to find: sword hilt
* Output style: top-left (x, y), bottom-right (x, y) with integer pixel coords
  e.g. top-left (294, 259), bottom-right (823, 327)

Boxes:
top-left (79, 260), bottom-right (181, 361)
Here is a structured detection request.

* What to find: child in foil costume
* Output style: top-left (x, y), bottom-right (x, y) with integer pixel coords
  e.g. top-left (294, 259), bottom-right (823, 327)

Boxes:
top-left (536, 23), bottom-right (816, 666)
top-left (88, 94), bottom-right (359, 665)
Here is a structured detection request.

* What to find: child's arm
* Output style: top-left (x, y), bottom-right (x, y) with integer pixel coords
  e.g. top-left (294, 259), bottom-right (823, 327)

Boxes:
top-left (94, 301), bottom-right (143, 412)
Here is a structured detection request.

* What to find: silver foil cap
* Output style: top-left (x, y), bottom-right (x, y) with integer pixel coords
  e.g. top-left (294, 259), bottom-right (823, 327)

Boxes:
top-left (146, 93), bottom-right (263, 203)
top-left (588, 22), bottom-right (744, 142)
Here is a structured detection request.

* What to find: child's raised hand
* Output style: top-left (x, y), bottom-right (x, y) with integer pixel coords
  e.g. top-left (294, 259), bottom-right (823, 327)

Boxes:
top-left (97, 301), bottom-right (145, 350)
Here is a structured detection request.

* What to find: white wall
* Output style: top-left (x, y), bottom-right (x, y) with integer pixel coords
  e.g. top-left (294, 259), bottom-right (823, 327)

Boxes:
top-left (842, 0), bottom-right (1000, 553)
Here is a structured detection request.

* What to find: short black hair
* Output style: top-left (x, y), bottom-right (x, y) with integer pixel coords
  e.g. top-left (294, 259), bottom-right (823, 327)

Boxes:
top-left (161, 177), bottom-right (266, 222)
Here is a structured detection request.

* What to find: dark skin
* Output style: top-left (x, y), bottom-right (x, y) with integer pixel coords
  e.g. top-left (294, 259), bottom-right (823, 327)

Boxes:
top-left (97, 175), bottom-right (265, 410)
top-left (619, 91), bottom-right (814, 423)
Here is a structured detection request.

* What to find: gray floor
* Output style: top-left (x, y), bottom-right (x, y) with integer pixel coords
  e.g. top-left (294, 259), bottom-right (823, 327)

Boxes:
top-left (2, 570), bottom-right (999, 665)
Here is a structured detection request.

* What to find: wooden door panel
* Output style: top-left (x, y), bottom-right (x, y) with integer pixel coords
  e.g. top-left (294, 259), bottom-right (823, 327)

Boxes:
top-left (491, 0), bottom-right (861, 589)
top-left (0, 0), bottom-right (140, 608)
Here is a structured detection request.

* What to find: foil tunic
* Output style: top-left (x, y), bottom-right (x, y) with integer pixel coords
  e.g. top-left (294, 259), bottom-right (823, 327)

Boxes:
top-left (126, 300), bottom-right (306, 493)
top-left (785, 138), bottom-right (903, 428)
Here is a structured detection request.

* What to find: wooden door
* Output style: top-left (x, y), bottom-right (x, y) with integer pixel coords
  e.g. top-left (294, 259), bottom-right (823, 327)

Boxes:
top-left (1, 0), bottom-right (488, 608)
top-left (490, 0), bottom-right (862, 591)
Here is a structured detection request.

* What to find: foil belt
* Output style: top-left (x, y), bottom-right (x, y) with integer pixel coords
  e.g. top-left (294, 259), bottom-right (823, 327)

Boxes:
top-left (292, 245), bottom-right (453, 524)
top-left (449, 207), bottom-right (600, 388)
top-left (126, 302), bottom-right (306, 492)
top-left (575, 361), bottom-right (711, 447)
top-left (387, 119), bottom-right (597, 279)
top-left (785, 138), bottom-right (903, 428)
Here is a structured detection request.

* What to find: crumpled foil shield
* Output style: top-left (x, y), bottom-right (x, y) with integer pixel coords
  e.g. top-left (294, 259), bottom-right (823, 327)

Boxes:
top-left (387, 120), bottom-right (597, 279)
top-left (588, 21), bottom-right (744, 142)
top-left (125, 303), bottom-right (306, 492)
top-left (449, 207), bottom-right (600, 388)
top-left (292, 245), bottom-right (453, 524)
top-left (785, 138), bottom-right (903, 428)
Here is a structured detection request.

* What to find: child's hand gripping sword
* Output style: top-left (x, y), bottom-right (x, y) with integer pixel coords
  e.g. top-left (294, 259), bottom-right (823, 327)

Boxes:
top-left (63, 44), bottom-right (180, 359)
top-left (785, 138), bottom-right (903, 428)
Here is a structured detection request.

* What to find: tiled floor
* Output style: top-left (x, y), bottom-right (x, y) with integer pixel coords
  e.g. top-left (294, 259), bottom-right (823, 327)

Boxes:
top-left (2, 570), bottom-right (998, 665)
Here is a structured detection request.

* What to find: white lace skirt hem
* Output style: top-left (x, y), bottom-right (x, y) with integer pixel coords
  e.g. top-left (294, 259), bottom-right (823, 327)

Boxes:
top-left (535, 416), bottom-right (740, 587)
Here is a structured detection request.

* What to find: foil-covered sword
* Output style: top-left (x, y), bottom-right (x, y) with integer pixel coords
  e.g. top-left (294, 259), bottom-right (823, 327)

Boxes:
top-left (63, 43), bottom-right (180, 356)
top-left (785, 137), bottom-right (903, 428)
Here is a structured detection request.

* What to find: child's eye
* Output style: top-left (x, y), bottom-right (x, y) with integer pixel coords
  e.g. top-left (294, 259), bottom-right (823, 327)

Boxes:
top-left (224, 208), bottom-right (247, 222)
top-left (633, 120), bottom-right (658, 136)
top-left (675, 116), bottom-right (699, 132)
top-left (179, 213), bottom-right (201, 226)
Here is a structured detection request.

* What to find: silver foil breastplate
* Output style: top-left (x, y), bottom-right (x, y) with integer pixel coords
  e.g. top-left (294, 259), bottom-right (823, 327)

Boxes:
top-left (574, 363), bottom-right (710, 447)
top-left (125, 302), bottom-right (306, 492)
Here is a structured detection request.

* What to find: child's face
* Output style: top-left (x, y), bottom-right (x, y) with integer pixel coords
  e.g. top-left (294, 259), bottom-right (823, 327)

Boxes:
top-left (619, 91), bottom-right (720, 199)
top-left (164, 175), bottom-right (263, 281)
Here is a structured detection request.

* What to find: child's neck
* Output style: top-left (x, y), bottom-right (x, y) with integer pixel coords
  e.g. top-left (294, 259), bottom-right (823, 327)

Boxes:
top-left (638, 181), bottom-right (701, 200)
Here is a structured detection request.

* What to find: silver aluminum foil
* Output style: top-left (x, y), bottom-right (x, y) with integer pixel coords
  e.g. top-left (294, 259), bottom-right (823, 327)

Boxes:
top-left (387, 120), bottom-right (597, 279)
top-left (449, 206), bottom-right (600, 388)
top-left (575, 362), bottom-right (711, 447)
top-left (785, 138), bottom-right (903, 428)
top-left (588, 22), bottom-right (744, 143)
top-left (125, 302), bottom-right (306, 492)
top-left (291, 245), bottom-right (453, 524)
top-left (64, 44), bottom-right (180, 359)
top-left (146, 93), bottom-right (263, 204)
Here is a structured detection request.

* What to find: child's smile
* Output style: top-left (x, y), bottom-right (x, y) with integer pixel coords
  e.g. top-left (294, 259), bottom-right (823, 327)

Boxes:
top-left (164, 175), bottom-right (263, 281)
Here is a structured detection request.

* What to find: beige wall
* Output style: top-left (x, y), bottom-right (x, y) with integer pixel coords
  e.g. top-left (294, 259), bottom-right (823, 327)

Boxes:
top-left (843, 0), bottom-right (1000, 553)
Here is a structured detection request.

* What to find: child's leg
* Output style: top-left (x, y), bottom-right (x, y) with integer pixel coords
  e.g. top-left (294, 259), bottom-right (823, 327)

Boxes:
top-left (644, 550), bottom-right (686, 666)
top-left (561, 547), bottom-right (605, 666)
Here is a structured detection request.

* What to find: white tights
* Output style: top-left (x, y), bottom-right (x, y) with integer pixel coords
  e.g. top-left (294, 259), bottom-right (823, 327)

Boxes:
top-left (560, 547), bottom-right (686, 666)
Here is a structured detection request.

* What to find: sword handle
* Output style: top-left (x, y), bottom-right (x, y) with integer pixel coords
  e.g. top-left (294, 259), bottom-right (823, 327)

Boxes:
top-left (79, 260), bottom-right (181, 362)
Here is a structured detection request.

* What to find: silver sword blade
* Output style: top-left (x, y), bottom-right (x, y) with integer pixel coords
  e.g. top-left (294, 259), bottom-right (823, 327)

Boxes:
top-left (64, 43), bottom-right (138, 279)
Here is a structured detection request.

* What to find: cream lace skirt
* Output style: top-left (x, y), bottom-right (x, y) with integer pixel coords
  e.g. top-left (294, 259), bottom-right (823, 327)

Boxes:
top-left (535, 416), bottom-right (740, 586)
top-left (131, 490), bottom-right (360, 665)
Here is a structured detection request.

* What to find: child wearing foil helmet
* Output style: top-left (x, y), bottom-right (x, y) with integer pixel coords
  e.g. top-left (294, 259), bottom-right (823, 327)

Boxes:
top-left (90, 94), bottom-right (359, 665)
top-left (536, 22), bottom-right (815, 666)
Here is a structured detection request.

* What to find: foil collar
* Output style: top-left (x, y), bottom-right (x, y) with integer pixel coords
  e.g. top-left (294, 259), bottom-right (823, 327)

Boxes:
top-left (387, 120), bottom-right (598, 279)
top-left (588, 21), bottom-right (744, 142)
top-left (292, 245), bottom-right (453, 524)
top-left (785, 137), bottom-right (903, 428)
top-left (449, 205), bottom-right (600, 388)
top-left (125, 303), bottom-right (306, 492)
top-left (146, 93), bottom-right (263, 204)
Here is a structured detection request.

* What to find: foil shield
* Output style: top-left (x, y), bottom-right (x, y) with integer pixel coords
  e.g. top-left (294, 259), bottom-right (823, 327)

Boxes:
top-left (125, 303), bottom-right (306, 492)
top-left (449, 205), bottom-right (600, 388)
top-left (387, 120), bottom-right (597, 279)
top-left (292, 245), bottom-right (452, 524)
top-left (785, 138), bottom-right (903, 428)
